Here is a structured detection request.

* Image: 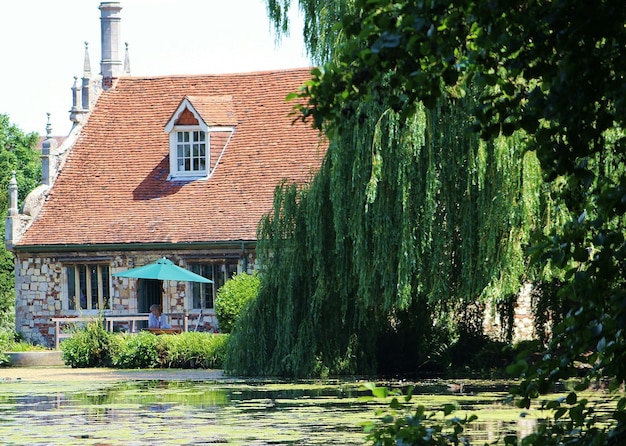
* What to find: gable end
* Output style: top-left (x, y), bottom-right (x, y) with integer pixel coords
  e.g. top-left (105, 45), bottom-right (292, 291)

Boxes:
top-left (175, 107), bottom-right (200, 126)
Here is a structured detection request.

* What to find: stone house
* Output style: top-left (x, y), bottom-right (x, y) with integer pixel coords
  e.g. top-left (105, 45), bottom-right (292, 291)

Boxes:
top-left (5, 2), bottom-right (324, 346)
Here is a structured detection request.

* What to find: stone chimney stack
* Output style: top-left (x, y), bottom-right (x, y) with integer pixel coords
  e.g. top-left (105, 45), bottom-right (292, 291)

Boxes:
top-left (99, 2), bottom-right (123, 89)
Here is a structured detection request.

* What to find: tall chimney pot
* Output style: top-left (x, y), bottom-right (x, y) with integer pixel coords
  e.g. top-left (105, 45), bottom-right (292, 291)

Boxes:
top-left (99, 2), bottom-right (123, 88)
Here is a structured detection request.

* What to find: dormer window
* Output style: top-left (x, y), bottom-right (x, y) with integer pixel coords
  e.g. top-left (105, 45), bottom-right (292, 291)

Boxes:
top-left (165, 96), bottom-right (237, 181)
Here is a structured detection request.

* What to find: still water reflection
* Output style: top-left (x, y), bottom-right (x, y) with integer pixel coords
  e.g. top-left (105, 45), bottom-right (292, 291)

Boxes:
top-left (0, 377), bottom-right (592, 445)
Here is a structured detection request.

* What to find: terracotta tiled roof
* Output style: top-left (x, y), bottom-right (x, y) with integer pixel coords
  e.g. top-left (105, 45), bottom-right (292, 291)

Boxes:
top-left (186, 95), bottom-right (237, 126)
top-left (18, 69), bottom-right (325, 247)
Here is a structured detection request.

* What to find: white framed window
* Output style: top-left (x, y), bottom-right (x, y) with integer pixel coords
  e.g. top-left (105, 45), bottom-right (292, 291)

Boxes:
top-left (66, 264), bottom-right (111, 311)
top-left (173, 129), bottom-right (208, 177)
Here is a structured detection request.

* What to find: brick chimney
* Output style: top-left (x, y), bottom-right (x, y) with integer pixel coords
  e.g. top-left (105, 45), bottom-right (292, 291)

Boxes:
top-left (99, 2), bottom-right (123, 89)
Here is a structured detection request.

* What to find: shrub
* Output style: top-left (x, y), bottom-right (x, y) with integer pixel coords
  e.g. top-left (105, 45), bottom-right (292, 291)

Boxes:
top-left (60, 319), bottom-right (112, 367)
top-left (111, 331), bottom-right (163, 369)
top-left (362, 384), bottom-right (477, 445)
top-left (162, 332), bottom-right (229, 368)
top-left (214, 272), bottom-right (260, 333)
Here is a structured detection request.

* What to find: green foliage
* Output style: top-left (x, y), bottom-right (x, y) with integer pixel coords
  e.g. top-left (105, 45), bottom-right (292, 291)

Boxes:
top-left (505, 393), bottom-right (611, 446)
top-left (227, 0), bottom-right (562, 379)
top-left (60, 320), bottom-right (112, 368)
top-left (265, 0), bottom-right (353, 64)
top-left (362, 383), bottom-right (478, 445)
top-left (111, 331), bottom-right (162, 369)
top-left (265, 0), bottom-right (626, 443)
top-left (0, 114), bottom-right (41, 332)
top-left (161, 332), bottom-right (229, 369)
top-left (0, 114), bottom-right (40, 209)
top-left (0, 329), bottom-right (24, 351)
top-left (111, 332), bottom-right (229, 369)
top-left (214, 272), bottom-right (260, 333)
top-left (227, 90), bottom-right (550, 377)
top-left (0, 329), bottom-right (47, 354)
top-left (0, 252), bottom-right (16, 333)
top-left (0, 330), bottom-right (19, 366)
top-left (60, 325), bottom-right (228, 370)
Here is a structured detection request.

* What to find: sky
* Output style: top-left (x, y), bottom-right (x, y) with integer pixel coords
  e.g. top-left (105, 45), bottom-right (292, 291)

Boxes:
top-left (0, 0), bottom-right (310, 137)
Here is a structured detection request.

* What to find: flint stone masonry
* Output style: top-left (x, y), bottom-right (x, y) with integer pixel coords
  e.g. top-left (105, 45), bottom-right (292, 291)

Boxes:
top-left (483, 282), bottom-right (536, 343)
top-left (15, 249), bottom-right (257, 347)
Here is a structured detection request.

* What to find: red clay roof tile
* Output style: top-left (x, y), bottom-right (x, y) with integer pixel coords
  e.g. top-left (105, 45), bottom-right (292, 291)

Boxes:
top-left (186, 95), bottom-right (237, 126)
top-left (18, 68), bottom-right (325, 247)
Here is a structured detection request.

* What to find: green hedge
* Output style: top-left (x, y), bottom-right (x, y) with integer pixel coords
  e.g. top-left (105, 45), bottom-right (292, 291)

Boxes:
top-left (161, 331), bottom-right (229, 369)
top-left (60, 323), bottom-right (229, 369)
top-left (111, 331), bottom-right (162, 369)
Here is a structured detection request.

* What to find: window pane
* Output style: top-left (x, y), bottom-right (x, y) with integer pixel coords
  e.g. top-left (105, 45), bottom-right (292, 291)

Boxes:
top-left (227, 263), bottom-right (237, 277)
top-left (90, 266), bottom-right (99, 309)
top-left (101, 266), bottom-right (110, 309)
top-left (204, 265), bottom-right (215, 309)
top-left (78, 265), bottom-right (87, 309)
top-left (68, 267), bottom-right (77, 310)
top-left (192, 283), bottom-right (201, 309)
top-left (190, 264), bottom-right (215, 309)
top-left (190, 264), bottom-right (202, 308)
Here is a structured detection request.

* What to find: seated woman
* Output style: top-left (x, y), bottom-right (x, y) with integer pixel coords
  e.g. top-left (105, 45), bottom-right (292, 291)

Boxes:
top-left (148, 304), bottom-right (172, 329)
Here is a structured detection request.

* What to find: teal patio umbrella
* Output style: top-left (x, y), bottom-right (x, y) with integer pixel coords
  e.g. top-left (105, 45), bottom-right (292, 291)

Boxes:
top-left (113, 257), bottom-right (213, 283)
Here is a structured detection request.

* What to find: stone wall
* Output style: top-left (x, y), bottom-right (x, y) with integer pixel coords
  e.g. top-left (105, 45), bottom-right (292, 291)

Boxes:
top-left (483, 282), bottom-right (536, 343)
top-left (14, 249), bottom-right (257, 347)
top-left (15, 256), bottom-right (63, 346)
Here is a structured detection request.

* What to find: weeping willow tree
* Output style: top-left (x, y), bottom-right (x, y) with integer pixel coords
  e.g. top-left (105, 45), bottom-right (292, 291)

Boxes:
top-left (225, 79), bottom-right (557, 376)
top-left (265, 0), bottom-right (353, 64)
top-left (225, 0), bottom-right (565, 377)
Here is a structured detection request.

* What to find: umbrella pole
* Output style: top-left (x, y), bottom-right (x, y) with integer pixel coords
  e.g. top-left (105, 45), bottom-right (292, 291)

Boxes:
top-left (194, 309), bottom-right (203, 332)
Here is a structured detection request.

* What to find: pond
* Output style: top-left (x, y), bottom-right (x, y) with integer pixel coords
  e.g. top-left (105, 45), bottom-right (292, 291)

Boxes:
top-left (0, 369), bottom-right (613, 445)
